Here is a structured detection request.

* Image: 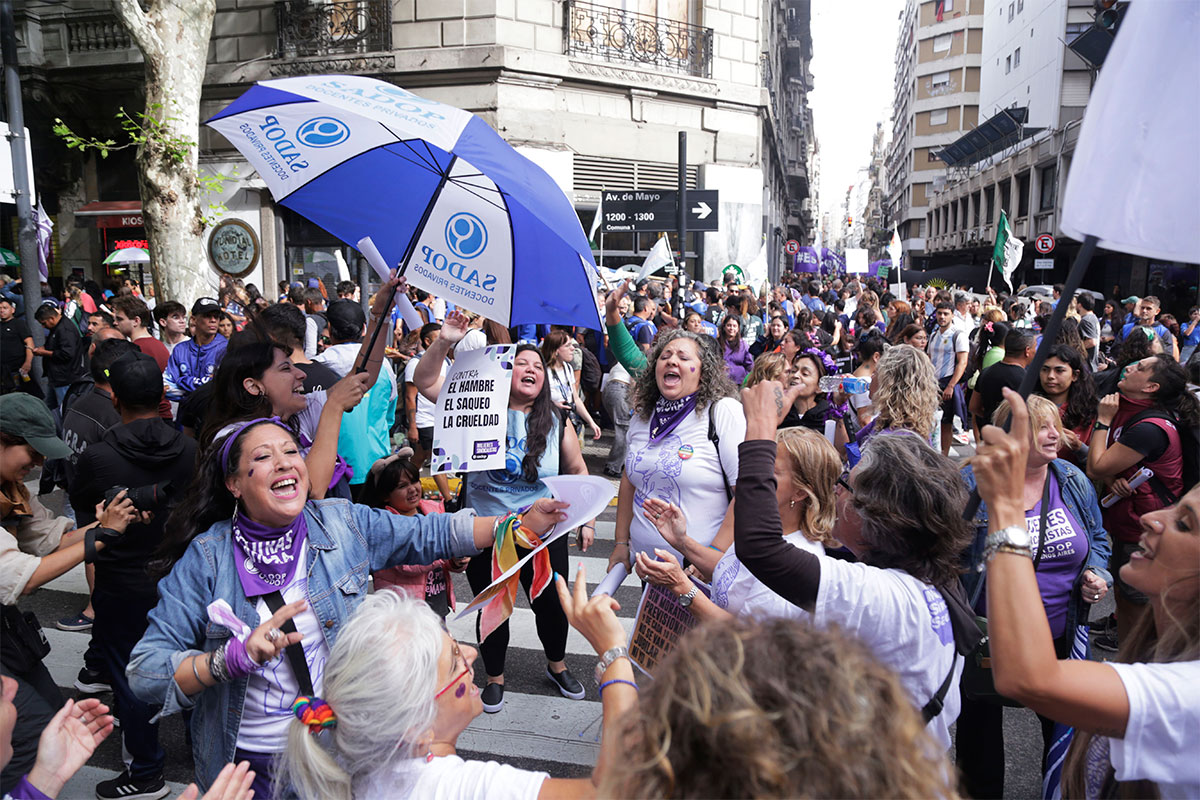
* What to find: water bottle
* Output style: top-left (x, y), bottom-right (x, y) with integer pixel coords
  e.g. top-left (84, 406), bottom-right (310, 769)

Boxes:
top-left (818, 374), bottom-right (870, 394)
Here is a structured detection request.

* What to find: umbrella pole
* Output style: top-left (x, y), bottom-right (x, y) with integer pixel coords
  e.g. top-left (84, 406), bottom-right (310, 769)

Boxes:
top-left (962, 233), bottom-right (1098, 519)
top-left (355, 156), bottom-right (458, 374)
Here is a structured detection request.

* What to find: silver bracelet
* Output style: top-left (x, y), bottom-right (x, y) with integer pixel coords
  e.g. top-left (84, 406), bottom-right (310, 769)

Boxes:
top-left (210, 644), bottom-right (230, 682)
top-left (190, 654), bottom-right (208, 688)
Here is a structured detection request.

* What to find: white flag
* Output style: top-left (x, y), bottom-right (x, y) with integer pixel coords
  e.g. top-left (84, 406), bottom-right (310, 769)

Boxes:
top-left (35, 202), bottom-right (53, 279)
top-left (637, 235), bottom-right (673, 281)
top-left (992, 211), bottom-right (1024, 293)
top-left (1060, 2), bottom-right (1200, 263)
top-left (588, 193), bottom-right (603, 245)
top-left (887, 224), bottom-right (901, 268)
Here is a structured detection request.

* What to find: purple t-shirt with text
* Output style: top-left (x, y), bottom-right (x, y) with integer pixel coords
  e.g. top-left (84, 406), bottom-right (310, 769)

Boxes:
top-left (1026, 474), bottom-right (1089, 638)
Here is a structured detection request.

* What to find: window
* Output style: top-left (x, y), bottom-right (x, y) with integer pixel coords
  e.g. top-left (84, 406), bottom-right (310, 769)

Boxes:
top-left (944, 0), bottom-right (954, 10)
top-left (931, 70), bottom-right (951, 88)
top-left (1013, 47), bottom-right (1021, 67)
top-left (928, 149), bottom-right (943, 163)
top-left (1008, 3), bottom-right (1014, 21)
top-left (1039, 165), bottom-right (1057, 211)
top-left (929, 108), bottom-right (949, 125)
top-left (1065, 22), bottom-right (1089, 35)
top-left (1018, 0), bottom-right (1024, 11)
top-left (933, 33), bottom-right (952, 53)
top-left (1005, 55), bottom-right (1011, 74)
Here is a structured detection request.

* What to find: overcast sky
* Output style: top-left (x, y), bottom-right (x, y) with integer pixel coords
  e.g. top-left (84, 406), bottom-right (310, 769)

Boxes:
top-left (808, 0), bottom-right (906, 222)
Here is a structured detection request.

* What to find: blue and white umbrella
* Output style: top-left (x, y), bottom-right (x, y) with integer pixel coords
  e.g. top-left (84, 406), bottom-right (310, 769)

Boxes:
top-left (206, 75), bottom-right (600, 329)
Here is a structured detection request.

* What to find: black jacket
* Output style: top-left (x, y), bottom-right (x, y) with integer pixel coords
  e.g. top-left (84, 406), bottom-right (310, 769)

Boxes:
top-left (69, 417), bottom-right (197, 594)
top-left (42, 319), bottom-right (87, 387)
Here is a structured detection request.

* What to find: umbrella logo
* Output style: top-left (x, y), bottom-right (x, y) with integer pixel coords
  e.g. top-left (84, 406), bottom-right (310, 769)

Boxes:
top-left (445, 213), bottom-right (488, 260)
top-left (296, 117), bottom-right (350, 148)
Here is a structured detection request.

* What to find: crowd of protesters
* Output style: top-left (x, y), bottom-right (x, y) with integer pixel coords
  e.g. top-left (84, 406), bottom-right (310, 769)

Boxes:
top-left (0, 263), bottom-right (1196, 800)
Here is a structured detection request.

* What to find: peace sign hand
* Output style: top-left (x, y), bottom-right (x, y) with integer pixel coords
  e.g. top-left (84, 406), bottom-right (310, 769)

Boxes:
top-left (245, 598), bottom-right (306, 665)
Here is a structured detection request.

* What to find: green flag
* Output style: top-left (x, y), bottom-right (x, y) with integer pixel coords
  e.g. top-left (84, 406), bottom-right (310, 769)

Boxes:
top-left (991, 210), bottom-right (1024, 292)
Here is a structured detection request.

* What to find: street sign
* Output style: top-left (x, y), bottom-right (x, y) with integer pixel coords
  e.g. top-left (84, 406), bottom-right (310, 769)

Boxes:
top-left (1034, 258), bottom-right (1054, 270)
top-left (601, 190), bottom-right (719, 233)
top-left (1034, 234), bottom-right (1055, 254)
top-left (784, 239), bottom-right (800, 255)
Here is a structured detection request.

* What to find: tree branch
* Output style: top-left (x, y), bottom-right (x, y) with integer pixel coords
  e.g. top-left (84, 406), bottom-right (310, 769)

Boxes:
top-left (110, 0), bottom-right (163, 58)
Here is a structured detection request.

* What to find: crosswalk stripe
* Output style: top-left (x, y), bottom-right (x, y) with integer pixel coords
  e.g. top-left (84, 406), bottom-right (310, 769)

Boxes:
top-left (445, 604), bottom-right (636, 657)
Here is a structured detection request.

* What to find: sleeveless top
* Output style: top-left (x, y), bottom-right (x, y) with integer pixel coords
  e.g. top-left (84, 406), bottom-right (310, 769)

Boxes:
top-left (464, 408), bottom-right (560, 518)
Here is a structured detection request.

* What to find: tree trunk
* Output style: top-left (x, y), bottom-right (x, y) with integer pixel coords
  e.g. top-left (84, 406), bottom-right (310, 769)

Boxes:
top-left (112, 0), bottom-right (216, 305)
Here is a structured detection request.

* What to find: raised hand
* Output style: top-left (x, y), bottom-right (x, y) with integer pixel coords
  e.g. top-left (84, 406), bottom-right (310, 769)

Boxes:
top-left (741, 380), bottom-right (804, 438)
top-left (27, 697), bottom-right (115, 798)
top-left (973, 387), bottom-right (1030, 520)
top-left (634, 549), bottom-right (691, 595)
top-left (555, 565), bottom-right (626, 656)
top-left (641, 498), bottom-right (687, 550)
top-left (327, 371), bottom-right (371, 412)
top-left (245, 598), bottom-right (306, 665)
top-left (370, 270), bottom-right (406, 318)
top-left (439, 310), bottom-right (471, 345)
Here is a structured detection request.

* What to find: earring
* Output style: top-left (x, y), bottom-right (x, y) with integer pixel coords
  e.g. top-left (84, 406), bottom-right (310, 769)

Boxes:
top-left (789, 499), bottom-right (795, 509)
top-left (232, 498), bottom-right (241, 521)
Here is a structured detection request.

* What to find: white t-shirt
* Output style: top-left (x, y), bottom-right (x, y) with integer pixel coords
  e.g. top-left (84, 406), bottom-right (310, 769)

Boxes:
top-left (1107, 660), bottom-right (1200, 798)
top-left (711, 531), bottom-right (823, 619)
top-left (547, 363), bottom-right (575, 408)
top-left (624, 396), bottom-right (745, 562)
top-left (357, 753), bottom-right (548, 800)
top-left (810, 557), bottom-right (962, 750)
top-left (236, 550), bottom-right (329, 753)
top-left (404, 355), bottom-right (447, 429)
top-left (456, 328), bottom-right (487, 356)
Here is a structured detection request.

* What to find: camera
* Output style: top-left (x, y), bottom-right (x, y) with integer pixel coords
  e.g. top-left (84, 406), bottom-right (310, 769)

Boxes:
top-left (103, 481), bottom-right (172, 512)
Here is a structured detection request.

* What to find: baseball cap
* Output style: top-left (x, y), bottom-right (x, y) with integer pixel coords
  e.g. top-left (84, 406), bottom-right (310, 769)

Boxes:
top-left (108, 352), bottom-right (165, 409)
top-left (191, 296), bottom-right (221, 316)
top-left (1121, 295), bottom-right (1140, 305)
top-left (325, 299), bottom-right (366, 341)
top-left (0, 394), bottom-right (72, 459)
top-left (307, 278), bottom-right (322, 289)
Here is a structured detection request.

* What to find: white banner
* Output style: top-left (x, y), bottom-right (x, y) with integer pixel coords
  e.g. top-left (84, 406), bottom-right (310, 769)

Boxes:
top-left (845, 248), bottom-right (869, 274)
top-left (431, 345), bottom-right (514, 474)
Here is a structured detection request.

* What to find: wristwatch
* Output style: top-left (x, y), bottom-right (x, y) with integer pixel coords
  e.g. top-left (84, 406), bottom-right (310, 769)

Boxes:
top-left (1093, 421), bottom-right (1111, 431)
top-left (983, 524), bottom-right (1032, 562)
top-left (677, 586), bottom-right (699, 608)
top-left (594, 645), bottom-right (629, 685)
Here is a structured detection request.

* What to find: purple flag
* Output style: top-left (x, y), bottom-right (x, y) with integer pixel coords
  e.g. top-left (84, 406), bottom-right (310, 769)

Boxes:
top-left (820, 248), bottom-right (846, 275)
top-left (793, 246), bottom-right (821, 273)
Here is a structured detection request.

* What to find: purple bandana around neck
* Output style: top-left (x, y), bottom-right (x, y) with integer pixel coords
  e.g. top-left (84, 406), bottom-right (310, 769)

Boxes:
top-left (649, 392), bottom-right (698, 442)
top-left (231, 509), bottom-right (308, 597)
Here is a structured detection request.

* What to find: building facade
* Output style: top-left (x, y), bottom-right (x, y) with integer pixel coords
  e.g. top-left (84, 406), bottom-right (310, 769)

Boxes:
top-left (886, 0), bottom-right (985, 263)
top-left (11, 0), bottom-right (815, 297)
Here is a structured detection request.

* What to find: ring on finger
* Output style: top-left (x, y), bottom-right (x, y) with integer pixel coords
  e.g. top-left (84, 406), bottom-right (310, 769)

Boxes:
top-left (266, 627), bottom-right (284, 644)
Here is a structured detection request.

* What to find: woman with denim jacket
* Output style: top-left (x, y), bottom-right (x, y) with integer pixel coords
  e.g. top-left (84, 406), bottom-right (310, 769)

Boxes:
top-left (957, 395), bottom-right (1112, 799)
top-left (126, 419), bottom-right (567, 795)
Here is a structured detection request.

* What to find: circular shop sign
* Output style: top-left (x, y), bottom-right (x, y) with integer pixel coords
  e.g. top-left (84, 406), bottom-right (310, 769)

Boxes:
top-left (207, 218), bottom-right (260, 277)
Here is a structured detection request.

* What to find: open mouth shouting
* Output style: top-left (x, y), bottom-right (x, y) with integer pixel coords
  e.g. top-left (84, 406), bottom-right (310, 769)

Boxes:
top-left (270, 475), bottom-right (301, 500)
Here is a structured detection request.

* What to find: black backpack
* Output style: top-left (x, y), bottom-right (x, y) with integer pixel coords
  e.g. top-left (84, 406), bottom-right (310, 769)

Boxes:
top-left (579, 347), bottom-right (602, 394)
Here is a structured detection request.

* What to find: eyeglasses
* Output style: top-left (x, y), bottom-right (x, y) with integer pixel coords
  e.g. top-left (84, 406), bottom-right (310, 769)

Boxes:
top-left (434, 637), bottom-right (472, 699)
top-left (836, 469), bottom-right (855, 495)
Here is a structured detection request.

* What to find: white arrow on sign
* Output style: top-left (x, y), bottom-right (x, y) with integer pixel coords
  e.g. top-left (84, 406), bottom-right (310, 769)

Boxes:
top-left (691, 201), bottom-right (712, 220)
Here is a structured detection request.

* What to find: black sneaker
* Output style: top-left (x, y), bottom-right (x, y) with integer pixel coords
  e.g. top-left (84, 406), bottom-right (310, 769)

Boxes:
top-left (546, 666), bottom-right (586, 700)
top-left (1089, 613), bottom-right (1116, 633)
top-left (1094, 631), bottom-right (1119, 652)
top-left (95, 770), bottom-right (169, 800)
top-left (74, 667), bottom-right (111, 694)
top-left (481, 682), bottom-right (504, 713)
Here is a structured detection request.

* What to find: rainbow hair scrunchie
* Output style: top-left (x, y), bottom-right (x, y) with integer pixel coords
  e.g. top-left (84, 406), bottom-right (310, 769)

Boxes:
top-left (291, 695), bottom-right (337, 735)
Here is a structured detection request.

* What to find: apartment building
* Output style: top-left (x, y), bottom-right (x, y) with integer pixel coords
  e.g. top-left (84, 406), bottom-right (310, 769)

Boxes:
top-left (886, 0), bottom-right (985, 264)
top-left (11, 0), bottom-right (815, 292)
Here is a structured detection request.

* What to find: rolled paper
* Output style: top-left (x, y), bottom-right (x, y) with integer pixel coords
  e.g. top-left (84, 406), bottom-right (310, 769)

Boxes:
top-left (591, 562), bottom-right (628, 598)
top-left (1100, 466), bottom-right (1153, 508)
top-left (357, 236), bottom-right (423, 331)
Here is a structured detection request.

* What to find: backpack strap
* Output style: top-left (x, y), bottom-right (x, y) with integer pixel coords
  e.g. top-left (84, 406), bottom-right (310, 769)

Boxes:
top-left (922, 649), bottom-right (959, 724)
top-left (707, 401), bottom-right (733, 502)
top-left (1120, 409), bottom-right (1181, 505)
top-left (263, 590), bottom-right (314, 697)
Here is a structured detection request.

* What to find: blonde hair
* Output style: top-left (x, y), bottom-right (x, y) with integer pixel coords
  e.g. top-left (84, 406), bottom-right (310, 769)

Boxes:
top-left (872, 344), bottom-right (939, 439)
top-left (993, 393), bottom-right (1080, 452)
top-left (775, 427), bottom-right (840, 546)
top-left (600, 619), bottom-right (957, 799)
top-left (745, 353), bottom-right (788, 388)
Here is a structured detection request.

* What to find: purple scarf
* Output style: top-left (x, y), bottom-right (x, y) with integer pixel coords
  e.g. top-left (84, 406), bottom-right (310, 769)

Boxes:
top-left (649, 392), bottom-right (698, 442)
top-left (230, 509), bottom-right (308, 597)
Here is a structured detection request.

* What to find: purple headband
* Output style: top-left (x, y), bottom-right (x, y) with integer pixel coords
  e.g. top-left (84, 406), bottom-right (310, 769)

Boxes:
top-left (219, 417), bottom-right (292, 475)
top-left (799, 347), bottom-right (837, 374)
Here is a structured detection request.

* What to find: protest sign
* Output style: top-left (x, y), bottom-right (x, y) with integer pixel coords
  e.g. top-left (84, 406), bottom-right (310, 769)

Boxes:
top-left (627, 580), bottom-right (707, 676)
top-left (432, 345), bottom-right (514, 474)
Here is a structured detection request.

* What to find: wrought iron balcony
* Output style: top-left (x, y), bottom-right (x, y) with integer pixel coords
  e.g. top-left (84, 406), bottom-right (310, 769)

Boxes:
top-left (275, 0), bottom-right (392, 59)
top-left (564, 0), bottom-right (713, 79)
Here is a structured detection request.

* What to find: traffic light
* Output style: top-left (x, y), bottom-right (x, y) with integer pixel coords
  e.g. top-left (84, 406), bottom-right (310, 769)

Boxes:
top-left (1094, 0), bottom-right (1126, 32)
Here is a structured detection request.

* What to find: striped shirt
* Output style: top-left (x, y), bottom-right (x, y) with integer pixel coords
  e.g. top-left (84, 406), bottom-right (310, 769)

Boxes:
top-left (927, 324), bottom-right (968, 380)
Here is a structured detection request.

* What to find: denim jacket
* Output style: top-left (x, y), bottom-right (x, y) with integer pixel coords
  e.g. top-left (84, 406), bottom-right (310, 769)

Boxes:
top-left (127, 498), bottom-right (478, 790)
top-left (961, 458), bottom-right (1113, 605)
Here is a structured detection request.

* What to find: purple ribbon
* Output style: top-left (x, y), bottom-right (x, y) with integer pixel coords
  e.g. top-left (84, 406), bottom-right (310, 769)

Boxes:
top-left (220, 417), bottom-right (291, 475)
top-left (231, 509), bottom-right (308, 597)
top-left (223, 636), bottom-right (260, 680)
top-left (649, 392), bottom-right (698, 442)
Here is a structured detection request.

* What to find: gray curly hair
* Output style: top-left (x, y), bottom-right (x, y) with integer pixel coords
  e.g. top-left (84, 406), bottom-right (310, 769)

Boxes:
top-left (630, 329), bottom-right (737, 421)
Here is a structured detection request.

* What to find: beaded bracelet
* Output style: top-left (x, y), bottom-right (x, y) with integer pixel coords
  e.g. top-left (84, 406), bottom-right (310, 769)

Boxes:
top-left (599, 678), bottom-right (639, 695)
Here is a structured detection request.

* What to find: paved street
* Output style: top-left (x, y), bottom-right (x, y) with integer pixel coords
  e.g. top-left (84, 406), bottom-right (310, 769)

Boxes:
top-left (19, 428), bottom-right (1114, 799)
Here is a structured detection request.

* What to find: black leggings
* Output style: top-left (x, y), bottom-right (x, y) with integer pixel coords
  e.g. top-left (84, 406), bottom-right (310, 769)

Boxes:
top-left (466, 534), bottom-right (570, 677)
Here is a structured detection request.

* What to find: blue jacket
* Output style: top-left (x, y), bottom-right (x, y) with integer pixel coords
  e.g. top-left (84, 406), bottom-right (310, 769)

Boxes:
top-left (127, 498), bottom-right (478, 790)
top-left (960, 458), bottom-right (1112, 604)
top-left (164, 335), bottom-right (228, 399)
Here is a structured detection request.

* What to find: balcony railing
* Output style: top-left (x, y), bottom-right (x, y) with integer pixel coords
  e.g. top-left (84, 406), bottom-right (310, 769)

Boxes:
top-left (564, 0), bottom-right (713, 79)
top-left (66, 13), bottom-right (132, 53)
top-left (275, 0), bottom-right (391, 59)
